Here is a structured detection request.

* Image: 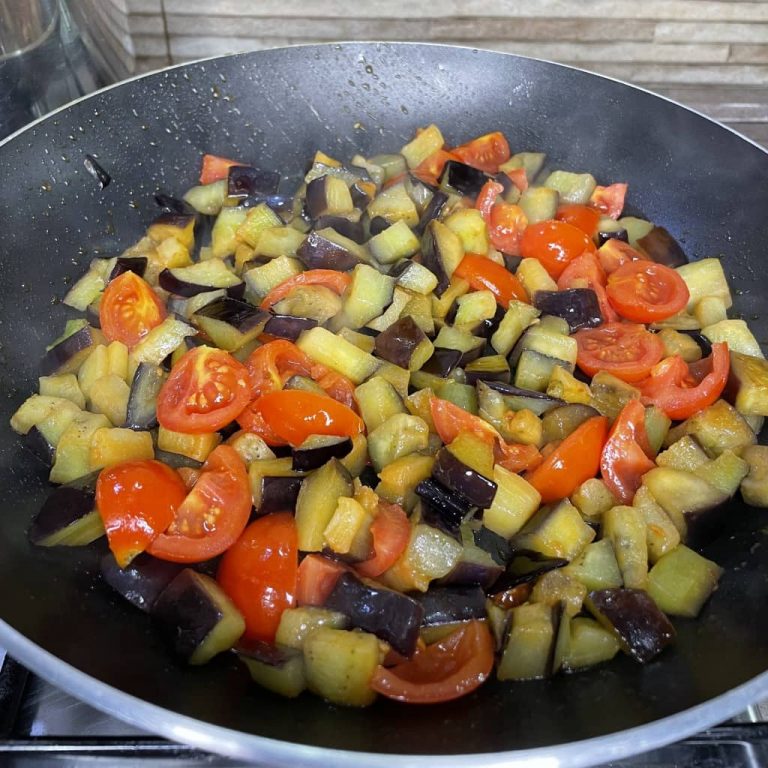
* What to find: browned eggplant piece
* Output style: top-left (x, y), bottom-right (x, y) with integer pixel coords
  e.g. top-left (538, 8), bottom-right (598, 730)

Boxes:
top-left (493, 550), bottom-right (569, 591)
top-left (541, 403), bottom-right (601, 444)
top-left (257, 476), bottom-right (303, 516)
top-left (416, 478), bottom-right (473, 533)
top-left (368, 215), bottom-right (391, 236)
top-left (585, 588), bottom-right (676, 664)
top-left (126, 363), bottom-right (167, 430)
top-left (533, 289), bottom-right (603, 331)
top-left (324, 572), bottom-right (423, 656)
top-left (464, 355), bottom-right (511, 384)
top-left (159, 268), bottom-right (245, 299)
top-left (263, 314), bottom-right (318, 341)
top-left (598, 228), bottom-right (628, 247)
top-left (473, 525), bottom-right (515, 565)
top-left (108, 256), bottom-right (148, 282)
top-left (227, 165), bottom-right (280, 199)
top-left (432, 449), bottom-right (498, 508)
top-left (421, 220), bottom-right (463, 296)
top-left (313, 215), bottom-right (365, 244)
top-left (40, 324), bottom-right (102, 376)
top-left (374, 316), bottom-right (433, 370)
top-left (414, 190), bottom-right (449, 236)
top-left (25, 425), bottom-right (55, 464)
top-left (296, 231), bottom-right (361, 271)
top-left (292, 435), bottom-right (353, 472)
top-left (439, 548), bottom-right (504, 589)
top-left (439, 160), bottom-right (491, 198)
top-left (474, 305), bottom-right (507, 340)
top-left (155, 191), bottom-right (196, 216)
top-left (100, 552), bottom-right (183, 612)
top-left (193, 297), bottom-right (270, 349)
top-left (421, 347), bottom-right (463, 377)
top-left (414, 586), bottom-right (487, 626)
top-left (235, 638), bottom-right (305, 698)
top-left (637, 226), bottom-right (688, 268)
top-left (28, 481), bottom-right (100, 546)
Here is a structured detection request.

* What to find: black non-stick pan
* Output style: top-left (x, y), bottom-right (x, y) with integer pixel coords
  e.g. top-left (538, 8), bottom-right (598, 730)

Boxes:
top-left (1, 43), bottom-right (768, 767)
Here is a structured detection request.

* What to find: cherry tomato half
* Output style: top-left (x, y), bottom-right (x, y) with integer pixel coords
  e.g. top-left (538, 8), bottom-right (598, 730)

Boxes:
top-left (451, 131), bottom-right (511, 174)
top-left (259, 270), bottom-right (352, 311)
top-left (453, 254), bottom-right (528, 307)
top-left (575, 323), bottom-right (665, 383)
top-left (217, 513), bottom-right (298, 643)
top-left (519, 220), bottom-right (596, 279)
top-left (99, 271), bottom-right (166, 348)
top-left (590, 183), bottom-right (628, 220)
top-left (475, 180), bottom-right (529, 256)
top-left (607, 260), bottom-right (690, 323)
top-left (96, 460), bottom-right (187, 567)
top-left (556, 204), bottom-right (600, 237)
top-left (199, 153), bottom-right (243, 185)
top-left (157, 346), bottom-right (252, 434)
top-left (371, 621), bottom-right (494, 704)
top-left (148, 445), bottom-right (251, 563)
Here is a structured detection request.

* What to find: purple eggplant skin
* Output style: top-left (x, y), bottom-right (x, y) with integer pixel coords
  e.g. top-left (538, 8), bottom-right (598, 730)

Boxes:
top-left (108, 256), bottom-right (148, 282)
top-left (100, 552), bottom-right (183, 612)
top-left (227, 165), bottom-right (280, 199)
top-left (414, 586), bottom-right (487, 626)
top-left (158, 268), bottom-right (245, 299)
top-left (432, 449), bottom-right (498, 509)
top-left (305, 177), bottom-right (334, 219)
top-left (482, 380), bottom-right (566, 415)
top-left (152, 212), bottom-right (196, 231)
top-left (493, 550), bottom-right (569, 591)
top-left (533, 288), bottom-right (603, 332)
top-left (194, 297), bottom-right (270, 333)
top-left (541, 403), bottom-right (601, 444)
top-left (416, 478), bottom-right (473, 533)
top-left (374, 316), bottom-right (430, 369)
top-left (350, 181), bottom-right (373, 209)
top-left (154, 449), bottom-right (203, 470)
top-left (28, 485), bottom-right (96, 545)
top-left (295, 231), bottom-right (361, 271)
top-left (473, 525), bottom-right (515, 566)
top-left (40, 325), bottom-right (102, 376)
top-left (313, 215), bottom-right (365, 244)
top-left (413, 190), bottom-right (448, 236)
top-left (368, 215), bottom-right (391, 236)
top-left (420, 220), bottom-right (455, 296)
top-left (598, 228), bottom-right (628, 247)
top-left (681, 330), bottom-right (713, 359)
top-left (324, 572), bottom-right (424, 657)
top-left (439, 555), bottom-right (504, 590)
top-left (256, 476), bottom-right (303, 515)
top-left (263, 314), bottom-right (318, 341)
top-left (292, 436), bottom-right (353, 472)
top-left (440, 160), bottom-right (491, 198)
top-left (421, 347), bottom-right (463, 377)
top-left (637, 226), bottom-right (688, 268)
top-left (25, 426), bottom-right (55, 464)
top-left (235, 638), bottom-right (300, 666)
top-left (126, 363), bottom-right (167, 430)
top-left (155, 191), bottom-right (196, 216)
top-left (586, 588), bottom-right (676, 664)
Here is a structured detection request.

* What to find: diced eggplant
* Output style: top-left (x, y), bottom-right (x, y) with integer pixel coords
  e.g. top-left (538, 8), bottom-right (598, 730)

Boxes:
top-left (532, 569), bottom-right (587, 618)
top-left (561, 539), bottom-right (623, 592)
top-left (368, 215), bottom-right (391, 236)
top-left (666, 400), bottom-right (756, 458)
top-left (100, 552), bottom-right (183, 612)
top-left (439, 544), bottom-right (504, 589)
top-left (512, 499), bottom-right (596, 561)
top-left (416, 478), bottom-right (473, 533)
top-left (237, 639), bottom-right (306, 698)
top-left (28, 483), bottom-right (103, 547)
top-left (152, 569), bottom-right (245, 665)
top-left (414, 190), bottom-right (449, 236)
top-left (463, 356), bottom-right (510, 385)
top-left (40, 323), bottom-right (104, 376)
top-left (473, 525), bottom-right (515, 565)
top-left (263, 314), bottom-right (318, 341)
top-left (292, 435), bottom-right (353, 472)
top-left (257, 476), bottom-right (303, 516)
top-left (562, 616), bottom-right (621, 672)
top-left (155, 191), bottom-right (196, 216)
top-left (637, 226), bottom-right (688, 268)
top-left (324, 572), bottom-right (423, 656)
top-left (296, 229), bottom-right (363, 271)
top-left (439, 160), bottom-right (491, 198)
top-left (375, 453), bottom-right (435, 512)
top-left (154, 449), bottom-right (203, 470)
top-left (543, 170), bottom-right (596, 205)
top-left (414, 585), bottom-right (486, 626)
top-left (421, 220), bottom-right (464, 296)
top-left (533, 289), bottom-right (603, 332)
top-left (125, 363), bottom-right (167, 430)
top-left (726, 351), bottom-right (768, 417)
top-left (25, 425), bottom-right (55, 464)
top-left (192, 297), bottom-right (269, 352)
top-left (108, 256), bottom-right (148, 282)
top-left (570, 478), bottom-right (618, 521)
top-left (481, 380), bottom-right (565, 416)
top-left (740, 445), bottom-right (768, 507)
top-left (159, 260), bottom-right (243, 298)
top-left (420, 347), bottom-right (463, 377)
top-left (295, 458), bottom-right (353, 551)
top-left (314, 215), bottom-right (365, 244)
top-left (275, 606), bottom-right (349, 650)
top-left (589, 371), bottom-right (641, 421)
top-left (323, 496), bottom-right (374, 561)
top-left (227, 165), bottom-right (280, 199)
top-left (493, 550), bottom-right (569, 592)
top-left (598, 228), bottom-right (628, 247)
top-left (497, 602), bottom-right (557, 681)
top-left (148, 213), bottom-right (195, 250)
top-left (373, 316), bottom-right (433, 371)
top-left (367, 413), bottom-right (429, 473)
top-left (355, 376), bottom-right (406, 433)
top-left (305, 175), bottom-right (354, 219)
top-left (585, 588), bottom-right (675, 664)
top-left (431, 449), bottom-right (498, 508)
top-left (541, 404), bottom-right (601, 445)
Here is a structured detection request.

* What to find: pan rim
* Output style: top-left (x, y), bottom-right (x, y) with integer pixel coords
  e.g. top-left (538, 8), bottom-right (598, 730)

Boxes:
top-left (2, 40), bottom-right (768, 766)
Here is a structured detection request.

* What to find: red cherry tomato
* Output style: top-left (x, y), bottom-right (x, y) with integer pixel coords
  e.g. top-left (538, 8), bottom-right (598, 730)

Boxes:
top-left (148, 445), bottom-right (251, 563)
top-left (453, 254), bottom-right (528, 307)
top-left (600, 399), bottom-right (655, 504)
top-left (157, 346), bottom-right (252, 434)
top-left (639, 342), bottom-right (730, 421)
top-left (590, 183), bottom-right (628, 219)
top-left (356, 502), bottom-right (411, 579)
top-left (575, 323), bottom-right (665, 383)
top-left (199, 153), bottom-right (243, 185)
top-left (606, 260), bottom-right (690, 323)
top-left (296, 553), bottom-right (348, 606)
top-left (503, 166), bottom-right (528, 193)
top-left (99, 271), bottom-right (166, 348)
top-left (557, 252), bottom-right (619, 324)
top-left (451, 131), bottom-right (511, 173)
top-left (597, 238), bottom-right (650, 274)
top-left (371, 621), bottom-right (494, 704)
top-left (217, 513), bottom-right (298, 643)
top-left (245, 339), bottom-right (313, 399)
top-left (519, 220), bottom-right (597, 279)
top-left (96, 460), bottom-right (187, 567)
top-left (259, 270), bottom-right (351, 311)
top-left (475, 180), bottom-right (529, 255)
top-left (526, 416), bottom-right (608, 503)
top-left (556, 204), bottom-right (601, 237)
top-left (412, 149), bottom-right (459, 186)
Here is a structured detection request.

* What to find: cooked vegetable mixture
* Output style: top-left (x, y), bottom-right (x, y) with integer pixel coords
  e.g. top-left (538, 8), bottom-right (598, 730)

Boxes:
top-left (11, 125), bottom-right (768, 707)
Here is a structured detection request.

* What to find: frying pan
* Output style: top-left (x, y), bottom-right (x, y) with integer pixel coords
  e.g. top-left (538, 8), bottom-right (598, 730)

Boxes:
top-left (1, 42), bottom-right (768, 767)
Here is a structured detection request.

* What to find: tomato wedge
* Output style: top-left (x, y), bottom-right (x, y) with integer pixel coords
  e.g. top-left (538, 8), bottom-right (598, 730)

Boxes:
top-left (519, 220), bottom-right (597, 279)
top-left (259, 270), bottom-right (352, 311)
top-left (371, 620), bottom-right (494, 704)
top-left (240, 390), bottom-right (364, 447)
top-left (217, 513), bottom-right (298, 643)
top-left (99, 271), bottom-right (166, 348)
top-left (148, 445), bottom-right (251, 563)
top-left (454, 254), bottom-right (528, 307)
top-left (503, 166), bottom-right (528, 193)
top-left (590, 183), bottom-right (628, 220)
top-left (475, 180), bottom-right (529, 255)
top-left (96, 460), bottom-right (187, 567)
top-left (575, 323), bottom-right (665, 383)
top-left (451, 131), bottom-right (510, 174)
top-left (526, 416), bottom-right (608, 503)
top-left (199, 153), bottom-right (243, 185)
top-left (597, 238), bottom-right (649, 274)
top-left (600, 399), bottom-right (655, 504)
top-left (639, 342), bottom-right (730, 421)
top-left (245, 339), bottom-right (313, 399)
top-left (356, 501), bottom-right (411, 578)
top-left (556, 204), bottom-right (600, 237)
top-left (606, 260), bottom-right (689, 323)
top-left (157, 346), bottom-right (252, 434)
top-left (296, 553), bottom-right (347, 606)
top-left (412, 149), bottom-right (458, 186)
top-left (557, 251), bottom-right (619, 324)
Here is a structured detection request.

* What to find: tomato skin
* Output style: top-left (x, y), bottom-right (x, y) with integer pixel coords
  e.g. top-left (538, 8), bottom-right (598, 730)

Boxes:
top-left (556, 204), bottom-right (600, 237)
top-left (243, 390), bottom-right (364, 447)
top-left (575, 323), bottom-right (665, 383)
top-left (356, 502), bottom-right (411, 578)
top-left (296, 553), bottom-right (347, 606)
top-left (199, 154), bottom-right (242, 185)
top-left (371, 620), bottom-right (494, 704)
top-left (597, 239), bottom-right (649, 274)
top-left (639, 342), bottom-right (729, 421)
top-left (96, 460), bottom-right (188, 567)
top-left (245, 339), bottom-right (313, 399)
top-left (217, 513), bottom-right (298, 643)
top-left (526, 416), bottom-right (608, 503)
top-left (412, 149), bottom-right (459, 186)
top-left (600, 399), bottom-right (655, 504)
top-left (504, 167), bottom-right (528, 193)
top-left (259, 270), bottom-right (351, 311)
top-left (451, 131), bottom-right (510, 174)
top-left (606, 260), bottom-right (690, 323)
top-left (453, 254), bottom-right (528, 307)
top-left (475, 180), bottom-right (529, 255)
top-left (99, 272), bottom-right (166, 348)
top-left (557, 252), bottom-right (619, 324)
top-left (475, 180), bottom-right (503, 220)
top-left (590, 183), bottom-right (628, 219)
top-left (148, 445), bottom-right (252, 563)
top-left (519, 220), bottom-right (597, 279)
top-left (157, 346), bottom-right (252, 434)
